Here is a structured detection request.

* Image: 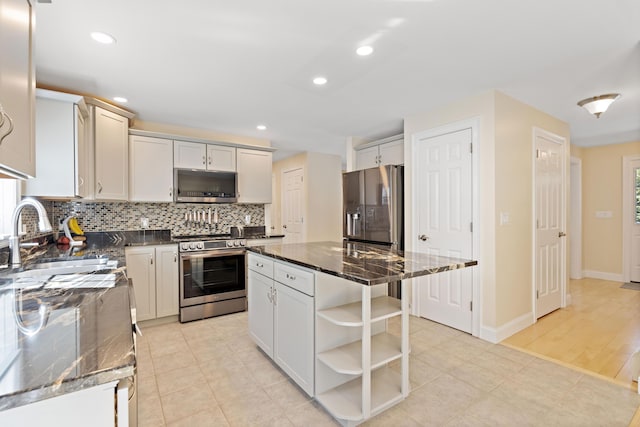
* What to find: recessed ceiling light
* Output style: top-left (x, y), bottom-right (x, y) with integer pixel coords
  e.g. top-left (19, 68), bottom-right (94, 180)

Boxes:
top-left (313, 76), bottom-right (328, 85)
top-left (356, 46), bottom-right (374, 56)
top-left (113, 96), bottom-right (128, 103)
top-left (256, 125), bottom-right (267, 131)
top-left (91, 32), bottom-right (116, 44)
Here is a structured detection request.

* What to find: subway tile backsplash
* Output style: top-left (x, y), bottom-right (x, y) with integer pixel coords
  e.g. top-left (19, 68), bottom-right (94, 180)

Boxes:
top-left (19, 201), bottom-right (264, 240)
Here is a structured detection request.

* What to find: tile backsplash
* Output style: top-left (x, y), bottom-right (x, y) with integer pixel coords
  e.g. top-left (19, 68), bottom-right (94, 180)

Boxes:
top-left (19, 201), bottom-right (264, 240)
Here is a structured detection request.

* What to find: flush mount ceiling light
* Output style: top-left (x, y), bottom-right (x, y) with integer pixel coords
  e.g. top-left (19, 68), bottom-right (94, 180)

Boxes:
top-left (313, 76), bottom-right (328, 85)
top-left (356, 45), bottom-right (374, 56)
top-left (577, 93), bottom-right (620, 118)
top-left (91, 31), bottom-right (116, 44)
top-left (256, 125), bottom-right (267, 131)
top-left (113, 96), bottom-right (128, 103)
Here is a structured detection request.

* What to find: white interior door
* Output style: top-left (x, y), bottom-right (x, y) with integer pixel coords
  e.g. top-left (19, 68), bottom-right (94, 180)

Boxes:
top-left (630, 160), bottom-right (640, 282)
top-left (534, 130), bottom-right (566, 318)
top-left (282, 168), bottom-right (304, 243)
top-left (416, 128), bottom-right (473, 333)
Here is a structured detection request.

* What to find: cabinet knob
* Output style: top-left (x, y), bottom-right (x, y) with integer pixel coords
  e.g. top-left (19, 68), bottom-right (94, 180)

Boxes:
top-left (174, 253), bottom-right (177, 262)
top-left (208, 156), bottom-right (212, 165)
top-left (202, 155), bottom-right (206, 165)
top-left (97, 182), bottom-right (103, 193)
top-left (150, 255), bottom-right (153, 265)
top-left (169, 187), bottom-right (173, 197)
top-left (418, 234), bottom-right (429, 241)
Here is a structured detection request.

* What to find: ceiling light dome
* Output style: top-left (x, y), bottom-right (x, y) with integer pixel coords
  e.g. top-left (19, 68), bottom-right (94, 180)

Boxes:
top-left (577, 93), bottom-right (620, 118)
top-left (313, 76), bottom-right (328, 85)
top-left (91, 31), bottom-right (116, 44)
top-left (356, 46), bottom-right (373, 56)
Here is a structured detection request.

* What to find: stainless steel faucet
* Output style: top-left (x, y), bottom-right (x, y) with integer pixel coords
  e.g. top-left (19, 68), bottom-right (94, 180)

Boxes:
top-left (9, 197), bottom-right (53, 268)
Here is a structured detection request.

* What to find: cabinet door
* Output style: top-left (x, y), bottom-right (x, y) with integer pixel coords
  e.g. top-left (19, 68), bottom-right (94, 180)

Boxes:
top-left (23, 97), bottom-right (76, 197)
top-left (355, 146), bottom-right (379, 170)
top-left (173, 140), bottom-right (206, 169)
top-left (129, 135), bottom-right (174, 202)
top-left (274, 282), bottom-right (314, 396)
top-left (379, 139), bottom-right (404, 166)
top-left (248, 270), bottom-right (274, 357)
top-left (0, 0), bottom-right (35, 178)
top-left (237, 149), bottom-right (272, 203)
top-left (75, 105), bottom-right (89, 198)
top-left (206, 144), bottom-right (236, 172)
top-left (155, 245), bottom-right (179, 318)
top-left (125, 247), bottom-right (156, 321)
top-left (94, 106), bottom-right (129, 200)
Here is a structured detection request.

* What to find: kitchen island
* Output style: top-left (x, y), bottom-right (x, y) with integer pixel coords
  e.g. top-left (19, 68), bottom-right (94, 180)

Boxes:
top-left (247, 241), bottom-right (477, 426)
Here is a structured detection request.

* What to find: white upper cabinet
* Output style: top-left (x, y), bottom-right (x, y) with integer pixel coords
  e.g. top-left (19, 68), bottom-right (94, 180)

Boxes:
top-left (173, 140), bottom-right (206, 169)
top-left (23, 90), bottom-right (89, 198)
top-left (0, 0), bottom-right (35, 178)
top-left (206, 144), bottom-right (236, 171)
top-left (237, 148), bottom-right (272, 203)
top-left (173, 140), bottom-right (236, 171)
top-left (93, 106), bottom-right (130, 200)
top-left (355, 136), bottom-right (404, 170)
top-left (129, 135), bottom-right (173, 202)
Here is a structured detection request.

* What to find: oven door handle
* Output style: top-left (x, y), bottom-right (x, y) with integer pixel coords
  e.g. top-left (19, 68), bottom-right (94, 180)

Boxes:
top-left (180, 249), bottom-right (246, 259)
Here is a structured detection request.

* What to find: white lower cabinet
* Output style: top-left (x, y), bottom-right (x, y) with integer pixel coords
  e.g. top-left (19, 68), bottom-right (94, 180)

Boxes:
top-left (0, 381), bottom-right (119, 427)
top-left (125, 245), bottom-right (179, 322)
top-left (247, 253), bottom-right (314, 396)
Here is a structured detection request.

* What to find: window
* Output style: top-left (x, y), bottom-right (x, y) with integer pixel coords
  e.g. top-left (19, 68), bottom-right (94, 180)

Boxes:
top-left (0, 179), bottom-right (19, 239)
top-left (636, 167), bottom-right (640, 224)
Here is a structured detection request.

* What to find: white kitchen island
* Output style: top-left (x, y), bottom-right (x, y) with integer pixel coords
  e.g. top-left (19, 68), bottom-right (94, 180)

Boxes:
top-left (247, 241), bottom-right (477, 426)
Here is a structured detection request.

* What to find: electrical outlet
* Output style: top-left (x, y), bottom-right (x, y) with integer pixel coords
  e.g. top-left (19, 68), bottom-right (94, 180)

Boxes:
top-left (141, 217), bottom-right (149, 229)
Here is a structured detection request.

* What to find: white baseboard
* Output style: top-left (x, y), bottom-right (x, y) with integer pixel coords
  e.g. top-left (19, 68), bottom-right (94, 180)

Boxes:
top-left (479, 311), bottom-right (533, 344)
top-left (582, 270), bottom-right (624, 282)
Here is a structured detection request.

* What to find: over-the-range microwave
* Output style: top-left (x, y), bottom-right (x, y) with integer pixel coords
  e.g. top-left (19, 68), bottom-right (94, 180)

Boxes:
top-left (173, 168), bottom-right (238, 203)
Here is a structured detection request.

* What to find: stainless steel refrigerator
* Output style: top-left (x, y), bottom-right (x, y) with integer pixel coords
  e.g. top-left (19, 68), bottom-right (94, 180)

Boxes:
top-left (343, 165), bottom-right (404, 252)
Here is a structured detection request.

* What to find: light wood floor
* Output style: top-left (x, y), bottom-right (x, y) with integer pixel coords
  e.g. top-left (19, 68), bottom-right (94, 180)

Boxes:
top-left (503, 278), bottom-right (640, 389)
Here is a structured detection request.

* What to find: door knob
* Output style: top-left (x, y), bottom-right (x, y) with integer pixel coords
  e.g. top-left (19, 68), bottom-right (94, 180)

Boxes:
top-left (558, 231), bottom-right (566, 237)
top-left (283, 225), bottom-right (287, 229)
top-left (418, 235), bottom-right (429, 241)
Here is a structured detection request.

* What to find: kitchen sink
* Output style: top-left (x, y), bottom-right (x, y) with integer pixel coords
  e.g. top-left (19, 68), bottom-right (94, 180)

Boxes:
top-left (26, 255), bottom-right (110, 270)
top-left (5, 258), bottom-right (119, 289)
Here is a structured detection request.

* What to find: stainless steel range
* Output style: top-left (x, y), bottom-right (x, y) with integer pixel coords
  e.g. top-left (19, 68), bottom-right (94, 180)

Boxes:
top-left (175, 234), bottom-right (247, 323)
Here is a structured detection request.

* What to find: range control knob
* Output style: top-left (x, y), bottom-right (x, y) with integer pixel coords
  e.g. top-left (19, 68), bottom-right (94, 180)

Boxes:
top-left (189, 242), bottom-right (196, 250)
top-left (226, 240), bottom-right (234, 248)
top-left (196, 242), bottom-right (204, 250)
top-left (180, 243), bottom-right (190, 251)
top-left (239, 240), bottom-right (246, 247)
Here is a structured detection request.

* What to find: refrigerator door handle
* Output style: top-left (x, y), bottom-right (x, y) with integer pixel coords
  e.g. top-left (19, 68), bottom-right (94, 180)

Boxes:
top-left (346, 213), bottom-right (352, 236)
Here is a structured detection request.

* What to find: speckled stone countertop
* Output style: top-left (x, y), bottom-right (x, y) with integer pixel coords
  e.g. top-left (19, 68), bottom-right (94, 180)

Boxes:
top-left (247, 241), bottom-right (478, 285)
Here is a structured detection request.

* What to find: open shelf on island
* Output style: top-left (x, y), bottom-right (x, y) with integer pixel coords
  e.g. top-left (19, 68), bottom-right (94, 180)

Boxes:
top-left (317, 333), bottom-right (402, 375)
top-left (316, 296), bottom-right (401, 326)
top-left (316, 367), bottom-right (403, 423)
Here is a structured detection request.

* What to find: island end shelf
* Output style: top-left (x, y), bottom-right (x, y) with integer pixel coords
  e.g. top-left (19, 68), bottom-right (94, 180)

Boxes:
top-left (246, 241), bottom-right (477, 426)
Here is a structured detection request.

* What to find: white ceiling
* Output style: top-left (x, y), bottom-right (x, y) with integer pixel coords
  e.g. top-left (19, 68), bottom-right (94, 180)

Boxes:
top-left (34, 0), bottom-right (640, 161)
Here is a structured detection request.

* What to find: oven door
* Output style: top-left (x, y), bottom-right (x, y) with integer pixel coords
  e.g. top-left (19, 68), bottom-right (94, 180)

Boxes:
top-left (179, 250), bottom-right (246, 307)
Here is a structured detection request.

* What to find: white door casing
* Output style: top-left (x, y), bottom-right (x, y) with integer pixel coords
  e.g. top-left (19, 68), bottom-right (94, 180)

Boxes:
top-left (569, 157), bottom-right (582, 279)
top-left (282, 167), bottom-right (304, 243)
top-left (534, 128), bottom-right (566, 319)
top-left (623, 156), bottom-right (640, 283)
top-left (415, 128), bottom-right (473, 333)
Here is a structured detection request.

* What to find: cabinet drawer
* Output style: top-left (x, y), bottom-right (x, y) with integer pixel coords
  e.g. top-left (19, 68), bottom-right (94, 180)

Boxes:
top-left (274, 262), bottom-right (314, 296)
top-left (248, 253), bottom-right (274, 278)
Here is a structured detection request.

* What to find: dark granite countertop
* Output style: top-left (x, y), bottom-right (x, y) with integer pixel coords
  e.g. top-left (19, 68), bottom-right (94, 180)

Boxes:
top-left (0, 271), bottom-right (134, 411)
top-left (0, 232), bottom-right (146, 411)
top-left (247, 241), bottom-right (478, 286)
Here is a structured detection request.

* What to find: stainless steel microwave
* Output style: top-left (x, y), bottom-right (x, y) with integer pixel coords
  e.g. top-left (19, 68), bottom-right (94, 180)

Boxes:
top-left (174, 168), bottom-right (238, 203)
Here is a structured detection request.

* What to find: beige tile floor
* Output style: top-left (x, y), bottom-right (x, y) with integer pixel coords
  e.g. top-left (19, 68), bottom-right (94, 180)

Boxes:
top-left (137, 312), bottom-right (640, 426)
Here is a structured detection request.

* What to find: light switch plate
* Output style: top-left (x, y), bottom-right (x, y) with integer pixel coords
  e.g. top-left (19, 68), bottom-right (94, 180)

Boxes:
top-left (500, 212), bottom-right (510, 225)
top-left (595, 211), bottom-right (613, 218)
